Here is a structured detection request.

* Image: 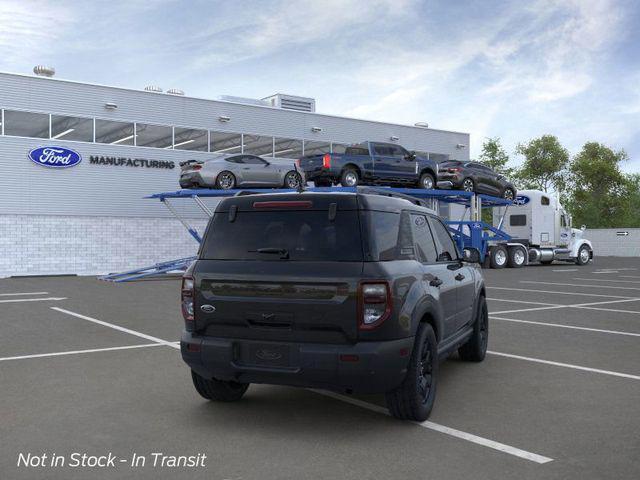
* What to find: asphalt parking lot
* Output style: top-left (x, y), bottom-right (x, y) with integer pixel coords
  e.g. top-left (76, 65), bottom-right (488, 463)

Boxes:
top-left (1, 257), bottom-right (639, 480)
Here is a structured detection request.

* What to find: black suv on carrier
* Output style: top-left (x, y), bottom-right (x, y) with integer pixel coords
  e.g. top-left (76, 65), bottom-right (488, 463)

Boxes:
top-left (180, 189), bottom-right (488, 421)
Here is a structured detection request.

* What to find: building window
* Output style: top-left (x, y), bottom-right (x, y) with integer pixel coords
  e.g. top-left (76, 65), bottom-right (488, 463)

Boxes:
top-left (303, 140), bottom-right (331, 156)
top-left (135, 123), bottom-right (172, 149)
top-left (3, 110), bottom-right (49, 138)
top-left (331, 143), bottom-right (348, 154)
top-left (243, 135), bottom-right (274, 156)
top-left (210, 131), bottom-right (242, 154)
top-left (173, 127), bottom-right (208, 151)
top-left (273, 137), bottom-right (303, 159)
top-left (51, 115), bottom-right (93, 142)
top-left (95, 119), bottom-right (135, 145)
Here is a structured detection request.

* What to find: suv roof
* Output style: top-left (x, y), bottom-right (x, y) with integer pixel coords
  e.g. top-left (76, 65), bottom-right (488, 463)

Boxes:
top-left (214, 190), bottom-right (437, 216)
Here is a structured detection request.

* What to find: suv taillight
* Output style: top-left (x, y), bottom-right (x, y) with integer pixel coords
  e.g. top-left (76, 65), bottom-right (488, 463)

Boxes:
top-left (181, 276), bottom-right (195, 330)
top-left (358, 281), bottom-right (392, 330)
top-left (322, 153), bottom-right (331, 168)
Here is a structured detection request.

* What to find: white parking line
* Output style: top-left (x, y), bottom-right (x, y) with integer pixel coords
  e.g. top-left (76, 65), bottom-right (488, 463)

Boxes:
top-left (552, 269), bottom-right (578, 272)
top-left (488, 351), bottom-right (640, 381)
top-left (521, 281), bottom-right (640, 292)
top-left (51, 307), bottom-right (180, 349)
top-left (0, 297), bottom-right (67, 304)
top-left (621, 275), bottom-right (640, 279)
top-left (490, 297), bottom-right (640, 315)
top-left (487, 298), bottom-right (559, 307)
top-left (0, 343), bottom-right (164, 362)
top-left (573, 278), bottom-right (640, 284)
top-left (311, 390), bottom-right (553, 464)
top-left (488, 286), bottom-right (637, 299)
top-left (0, 292), bottom-right (49, 296)
top-left (490, 316), bottom-right (640, 337)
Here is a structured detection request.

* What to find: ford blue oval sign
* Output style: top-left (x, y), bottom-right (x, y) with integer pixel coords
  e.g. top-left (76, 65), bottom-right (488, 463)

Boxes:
top-left (514, 195), bottom-right (530, 206)
top-left (28, 146), bottom-right (82, 168)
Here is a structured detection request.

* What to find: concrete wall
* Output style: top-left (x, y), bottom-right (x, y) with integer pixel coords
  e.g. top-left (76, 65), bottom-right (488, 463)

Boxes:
top-left (584, 228), bottom-right (640, 257)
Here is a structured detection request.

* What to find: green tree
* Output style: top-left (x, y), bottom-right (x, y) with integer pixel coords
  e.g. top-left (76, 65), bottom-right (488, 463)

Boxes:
top-left (515, 135), bottom-right (569, 192)
top-left (478, 137), bottom-right (514, 177)
top-left (566, 142), bottom-right (632, 228)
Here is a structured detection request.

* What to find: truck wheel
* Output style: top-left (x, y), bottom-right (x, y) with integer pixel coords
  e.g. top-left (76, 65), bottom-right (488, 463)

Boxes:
top-left (385, 323), bottom-right (438, 421)
top-left (576, 245), bottom-right (591, 265)
top-left (216, 171), bottom-right (236, 190)
top-left (458, 295), bottom-right (488, 362)
top-left (418, 172), bottom-right (435, 189)
top-left (191, 370), bottom-right (249, 402)
top-left (340, 168), bottom-right (359, 187)
top-left (507, 246), bottom-right (526, 268)
top-left (489, 245), bottom-right (507, 269)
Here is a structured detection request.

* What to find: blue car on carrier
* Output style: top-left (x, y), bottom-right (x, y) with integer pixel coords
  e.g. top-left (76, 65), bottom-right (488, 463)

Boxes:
top-left (298, 141), bottom-right (439, 189)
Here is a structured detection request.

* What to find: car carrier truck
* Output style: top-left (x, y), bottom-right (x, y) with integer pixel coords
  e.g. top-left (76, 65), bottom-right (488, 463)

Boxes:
top-left (488, 189), bottom-right (593, 268)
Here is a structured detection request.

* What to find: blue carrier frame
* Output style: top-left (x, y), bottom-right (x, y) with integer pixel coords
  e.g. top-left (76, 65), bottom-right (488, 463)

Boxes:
top-left (100, 186), bottom-right (511, 282)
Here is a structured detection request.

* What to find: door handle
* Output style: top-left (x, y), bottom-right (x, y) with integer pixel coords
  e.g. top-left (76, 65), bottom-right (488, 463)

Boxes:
top-left (242, 167), bottom-right (250, 170)
top-left (429, 277), bottom-right (443, 287)
top-left (455, 273), bottom-right (465, 281)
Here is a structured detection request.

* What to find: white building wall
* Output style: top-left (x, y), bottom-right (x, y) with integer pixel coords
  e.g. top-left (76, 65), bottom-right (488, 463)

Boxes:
top-left (0, 215), bottom-right (207, 277)
top-left (584, 228), bottom-right (640, 257)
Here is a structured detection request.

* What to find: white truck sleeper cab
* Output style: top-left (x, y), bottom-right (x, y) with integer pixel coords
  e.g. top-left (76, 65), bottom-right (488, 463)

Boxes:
top-left (491, 190), bottom-right (593, 267)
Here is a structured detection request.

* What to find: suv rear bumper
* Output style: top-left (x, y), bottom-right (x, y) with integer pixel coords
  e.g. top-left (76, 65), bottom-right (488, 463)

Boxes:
top-left (181, 332), bottom-right (414, 394)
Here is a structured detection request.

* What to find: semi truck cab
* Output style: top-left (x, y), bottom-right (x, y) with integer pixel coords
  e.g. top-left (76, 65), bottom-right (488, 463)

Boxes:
top-left (490, 189), bottom-right (593, 267)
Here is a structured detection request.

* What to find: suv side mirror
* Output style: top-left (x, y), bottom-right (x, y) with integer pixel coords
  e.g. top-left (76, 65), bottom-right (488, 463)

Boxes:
top-left (462, 248), bottom-right (481, 263)
top-left (404, 151), bottom-right (416, 161)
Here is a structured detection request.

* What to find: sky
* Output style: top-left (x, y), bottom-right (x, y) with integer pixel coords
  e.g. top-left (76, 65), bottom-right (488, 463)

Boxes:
top-left (1, 0), bottom-right (639, 172)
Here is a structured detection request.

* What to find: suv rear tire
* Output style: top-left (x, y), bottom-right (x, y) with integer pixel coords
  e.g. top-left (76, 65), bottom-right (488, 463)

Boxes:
top-left (386, 323), bottom-right (438, 421)
top-left (458, 295), bottom-right (488, 362)
top-left (191, 370), bottom-right (249, 402)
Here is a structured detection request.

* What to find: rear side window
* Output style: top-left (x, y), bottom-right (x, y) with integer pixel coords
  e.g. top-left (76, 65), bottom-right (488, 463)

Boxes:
top-left (428, 218), bottom-right (458, 262)
top-left (364, 211), bottom-right (401, 261)
top-left (345, 147), bottom-right (369, 156)
top-left (201, 211), bottom-right (363, 261)
top-left (410, 214), bottom-right (438, 263)
top-left (510, 214), bottom-right (527, 226)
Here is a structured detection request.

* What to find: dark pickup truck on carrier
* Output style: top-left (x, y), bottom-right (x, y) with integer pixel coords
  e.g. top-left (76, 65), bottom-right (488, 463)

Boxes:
top-left (298, 141), bottom-right (439, 190)
top-left (180, 188), bottom-right (488, 421)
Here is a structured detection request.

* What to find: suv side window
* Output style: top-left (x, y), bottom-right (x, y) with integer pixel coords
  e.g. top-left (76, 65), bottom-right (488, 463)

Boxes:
top-left (428, 217), bottom-right (458, 262)
top-left (373, 144), bottom-right (392, 156)
top-left (226, 156), bottom-right (243, 164)
top-left (243, 155), bottom-right (267, 165)
top-left (410, 213), bottom-right (438, 263)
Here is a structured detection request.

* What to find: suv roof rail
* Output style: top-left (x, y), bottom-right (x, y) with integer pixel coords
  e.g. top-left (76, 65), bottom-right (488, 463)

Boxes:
top-left (355, 186), bottom-right (431, 208)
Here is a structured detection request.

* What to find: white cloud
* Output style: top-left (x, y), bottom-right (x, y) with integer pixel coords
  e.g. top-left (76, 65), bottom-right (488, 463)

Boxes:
top-left (0, 0), bottom-right (74, 68)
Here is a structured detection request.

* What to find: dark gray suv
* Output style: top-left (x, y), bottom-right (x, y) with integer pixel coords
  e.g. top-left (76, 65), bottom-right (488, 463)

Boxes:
top-left (180, 189), bottom-right (488, 421)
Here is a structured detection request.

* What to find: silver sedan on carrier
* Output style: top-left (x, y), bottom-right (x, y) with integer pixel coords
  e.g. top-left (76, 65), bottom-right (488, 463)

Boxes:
top-left (179, 154), bottom-right (305, 190)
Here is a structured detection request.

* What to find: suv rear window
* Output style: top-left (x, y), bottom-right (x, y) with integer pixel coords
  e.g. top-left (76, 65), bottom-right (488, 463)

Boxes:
top-left (201, 211), bottom-right (363, 261)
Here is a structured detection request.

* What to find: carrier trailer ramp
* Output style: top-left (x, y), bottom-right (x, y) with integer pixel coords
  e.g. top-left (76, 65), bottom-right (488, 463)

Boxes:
top-left (488, 189), bottom-right (593, 268)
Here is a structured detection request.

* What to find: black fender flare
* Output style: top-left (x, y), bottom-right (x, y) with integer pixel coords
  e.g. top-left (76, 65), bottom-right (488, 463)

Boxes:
top-left (410, 295), bottom-right (445, 342)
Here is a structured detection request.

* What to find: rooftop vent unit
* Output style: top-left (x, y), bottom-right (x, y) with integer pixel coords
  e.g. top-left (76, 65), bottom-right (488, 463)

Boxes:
top-left (262, 94), bottom-right (316, 113)
top-left (33, 65), bottom-right (55, 77)
top-left (167, 88), bottom-right (185, 96)
top-left (144, 85), bottom-right (163, 93)
top-left (219, 95), bottom-right (270, 107)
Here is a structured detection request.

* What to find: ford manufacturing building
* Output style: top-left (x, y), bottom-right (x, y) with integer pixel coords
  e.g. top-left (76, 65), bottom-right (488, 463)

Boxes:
top-left (0, 69), bottom-right (470, 278)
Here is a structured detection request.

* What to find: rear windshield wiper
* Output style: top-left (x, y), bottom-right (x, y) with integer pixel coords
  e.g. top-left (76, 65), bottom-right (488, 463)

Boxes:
top-left (249, 247), bottom-right (290, 259)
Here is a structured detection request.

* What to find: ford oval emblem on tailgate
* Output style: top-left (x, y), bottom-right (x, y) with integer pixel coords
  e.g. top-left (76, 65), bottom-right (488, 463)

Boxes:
top-left (200, 304), bottom-right (216, 313)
